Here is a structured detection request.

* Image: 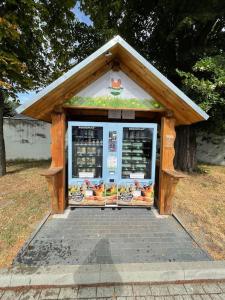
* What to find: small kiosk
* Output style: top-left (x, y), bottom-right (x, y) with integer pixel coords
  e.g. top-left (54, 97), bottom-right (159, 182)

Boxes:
top-left (17, 36), bottom-right (208, 214)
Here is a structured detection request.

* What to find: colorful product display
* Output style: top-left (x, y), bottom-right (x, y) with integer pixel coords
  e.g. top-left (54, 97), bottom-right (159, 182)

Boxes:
top-left (68, 122), bottom-right (157, 207)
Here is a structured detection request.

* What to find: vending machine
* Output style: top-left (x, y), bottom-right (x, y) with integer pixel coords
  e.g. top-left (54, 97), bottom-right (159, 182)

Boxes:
top-left (68, 122), bottom-right (157, 207)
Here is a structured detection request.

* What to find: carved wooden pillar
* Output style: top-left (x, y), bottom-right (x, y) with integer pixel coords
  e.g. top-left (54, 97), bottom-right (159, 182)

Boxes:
top-left (50, 111), bottom-right (66, 213)
top-left (158, 117), bottom-right (185, 215)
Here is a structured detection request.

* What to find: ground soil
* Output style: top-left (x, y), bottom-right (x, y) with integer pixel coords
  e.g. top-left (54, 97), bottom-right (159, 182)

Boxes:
top-left (0, 161), bottom-right (50, 268)
top-left (173, 164), bottom-right (225, 260)
top-left (0, 162), bottom-right (224, 268)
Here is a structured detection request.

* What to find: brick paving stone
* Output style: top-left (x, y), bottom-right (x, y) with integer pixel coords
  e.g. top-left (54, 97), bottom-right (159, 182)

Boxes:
top-left (96, 286), bottom-right (115, 298)
top-left (164, 296), bottom-right (175, 300)
top-left (77, 287), bottom-right (96, 299)
top-left (202, 284), bottom-right (222, 294)
top-left (114, 285), bottom-right (133, 297)
top-left (201, 295), bottom-right (213, 300)
top-left (58, 287), bottom-right (78, 299)
top-left (118, 296), bottom-right (136, 300)
top-left (174, 296), bottom-right (183, 300)
top-left (154, 296), bottom-right (164, 300)
top-left (133, 284), bottom-right (151, 296)
top-left (1, 290), bottom-right (22, 300)
top-left (184, 284), bottom-right (205, 295)
top-left (182, 295), bottom-right (194, 300)
top-left (167, 284), bottom-right (187, 295)
top-left (150, 285), bottom-right (170, 296)
top-left (145, 296), bottom-right (155, 300)
top-left (19, 288), bottom-right (41, 300)
top-left (192, 295), bottom-right (203, 300)
top-left (14, 209), bottom-right (210, 266)
top-left (210, 294), bottom-right (223, 300)
top-left (39, 288), bottom-right (60, 299)
top-left (218, 283), bottom-right (225, 292)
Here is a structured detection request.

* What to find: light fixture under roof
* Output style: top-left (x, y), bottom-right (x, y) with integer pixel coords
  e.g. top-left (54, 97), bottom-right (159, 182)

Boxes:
top-left (104, 50), bottom-right (112, 57)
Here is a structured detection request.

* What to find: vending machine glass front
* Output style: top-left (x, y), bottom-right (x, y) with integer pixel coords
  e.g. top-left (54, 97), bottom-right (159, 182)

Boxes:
top-left (122, 127), bottom-right (152, 180)
top-left (72, 126), bottom-right (103, 179)
top-left (118, 125), bottom-right (156, 207)
top-left (68, 124), bottom-right (105, 206)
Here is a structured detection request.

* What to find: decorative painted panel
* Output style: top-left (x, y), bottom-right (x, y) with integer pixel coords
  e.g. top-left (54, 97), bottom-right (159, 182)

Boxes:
top-left (118, 181), bottom-right (154, 206)
top-left (64, 71), bottom-right (163, 110)
top-left (68, 180), bottom-right (105, 206)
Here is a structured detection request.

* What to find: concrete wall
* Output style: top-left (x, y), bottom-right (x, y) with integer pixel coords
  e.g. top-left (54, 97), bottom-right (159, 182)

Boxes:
top-left (4, 117), bottom-right (51, 160)
top-left (196, 131), bottom-right (225, 166)
top-left (3, 117), bottom-right (225, 165)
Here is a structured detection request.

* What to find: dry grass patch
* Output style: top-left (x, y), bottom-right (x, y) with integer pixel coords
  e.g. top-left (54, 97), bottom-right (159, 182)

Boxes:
top-left (173, 164), bottom-right (225, 260)
top-left (0, 161), bottom-right (50, 268)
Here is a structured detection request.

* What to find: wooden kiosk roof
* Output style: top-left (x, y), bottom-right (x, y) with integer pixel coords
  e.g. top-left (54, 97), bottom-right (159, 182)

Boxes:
top-left (17, 35), bottom-right (208, 125)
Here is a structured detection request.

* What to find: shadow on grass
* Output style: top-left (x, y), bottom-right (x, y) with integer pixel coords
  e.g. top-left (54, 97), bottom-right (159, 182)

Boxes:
top-left (6, 159), bottom-right (51, 174)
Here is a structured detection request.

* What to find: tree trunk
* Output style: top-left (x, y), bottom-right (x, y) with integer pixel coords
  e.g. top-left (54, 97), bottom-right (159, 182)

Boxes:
top-left (0, 90), bottom-right (6, 176)
top-left (174, 125), bottom-right (197, 172)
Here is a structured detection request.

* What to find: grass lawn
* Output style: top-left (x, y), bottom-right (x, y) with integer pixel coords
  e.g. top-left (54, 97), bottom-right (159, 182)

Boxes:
top-left (173, 164), bottom-right (225, 260)
top-left (0, 161), bottom-right (50, 268)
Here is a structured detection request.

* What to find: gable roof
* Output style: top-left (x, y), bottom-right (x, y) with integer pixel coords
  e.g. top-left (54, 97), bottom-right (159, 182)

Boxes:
top-left (17, 35), bottom-right (209, 124)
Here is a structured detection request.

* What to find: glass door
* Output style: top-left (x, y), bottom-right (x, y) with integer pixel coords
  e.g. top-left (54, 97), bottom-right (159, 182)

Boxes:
top-left (122, 127), bottom-right (152, 180)
top-left (72, 126), bottom-right (103, 179)
top-left (118, 125), bottom-right (157, 207)
top-left (68, 123), bottom-right (105, 206)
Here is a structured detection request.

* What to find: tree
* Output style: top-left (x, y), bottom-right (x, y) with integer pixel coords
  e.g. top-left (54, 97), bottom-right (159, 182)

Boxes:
top-left (174, 54), bottom-right (225, 170)
top-left (177, 55), bottom-right (225, 132)
top-left (80, 0), bottom-right (225, 171)
top-left (0, 0), bottom-right (101, 176)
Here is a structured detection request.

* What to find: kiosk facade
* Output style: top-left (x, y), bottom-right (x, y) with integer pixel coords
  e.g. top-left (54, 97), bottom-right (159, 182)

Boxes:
top-left (68, 122), bottom-right (157, 207)
top-left (17, 35), bottom-right (209, 215)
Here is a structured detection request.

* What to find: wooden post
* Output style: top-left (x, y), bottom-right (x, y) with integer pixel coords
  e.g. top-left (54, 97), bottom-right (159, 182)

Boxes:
top-left (158, 117), bottom-right (185, 214)
top-left (50, 111), bottom-right (66, 213)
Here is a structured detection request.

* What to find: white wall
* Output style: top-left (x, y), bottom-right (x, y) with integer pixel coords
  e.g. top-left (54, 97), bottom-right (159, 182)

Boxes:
top-left (4, 117), bottom-right (51, 160)
top-left (3, 117), bottom-right (225, 165)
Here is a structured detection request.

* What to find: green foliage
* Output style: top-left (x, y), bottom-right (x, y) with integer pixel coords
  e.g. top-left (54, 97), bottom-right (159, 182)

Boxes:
top-left (0, 0), bottom-right (105, 118)
top-left (81, 0), bottom-right (225, 133)
top-left (0, 0), bottom-right (102, 97)
top-left (0, 0), bottom-right (102, 174)
top-left (3, 97), bottom-right (19, 117)
top-left (81, 0), bottom-right (225, 77)
top-left (177, 55), bottom-right (225, 133)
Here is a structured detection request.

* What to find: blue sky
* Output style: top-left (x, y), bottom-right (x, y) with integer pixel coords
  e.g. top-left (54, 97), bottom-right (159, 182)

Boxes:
top-left (17, 3), bottom-right (92, 104)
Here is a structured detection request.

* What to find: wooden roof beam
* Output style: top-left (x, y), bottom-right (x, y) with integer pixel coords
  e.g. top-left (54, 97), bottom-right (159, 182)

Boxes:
top-left (120, 63), bottom-right (190, 125)
top-left (36, 61), bottom-right (114, 121)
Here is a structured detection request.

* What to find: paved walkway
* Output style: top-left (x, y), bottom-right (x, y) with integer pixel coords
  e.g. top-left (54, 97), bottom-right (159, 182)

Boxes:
top-left (1, 282), bottom-right (225, 299)
top-left (14, 208), bottom-right (210, 266)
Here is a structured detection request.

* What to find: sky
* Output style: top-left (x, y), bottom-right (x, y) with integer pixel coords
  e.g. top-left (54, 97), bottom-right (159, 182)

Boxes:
top-left (17, 2), bottom-right (92, 105)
